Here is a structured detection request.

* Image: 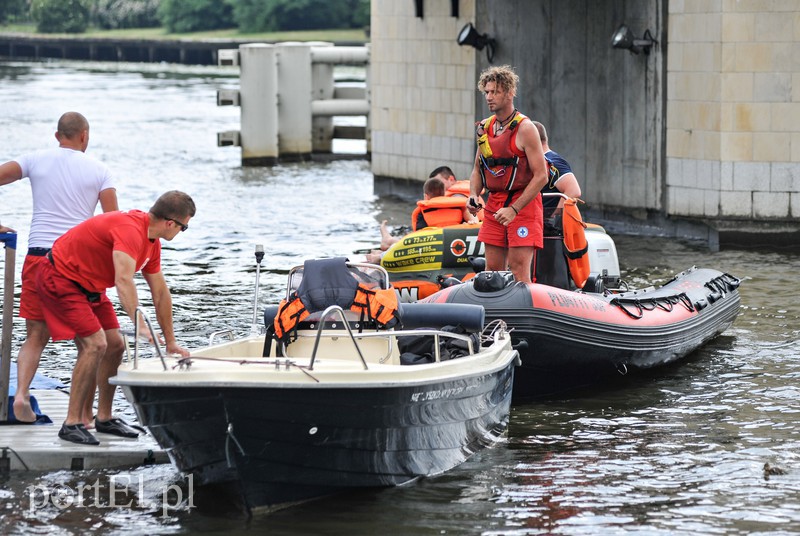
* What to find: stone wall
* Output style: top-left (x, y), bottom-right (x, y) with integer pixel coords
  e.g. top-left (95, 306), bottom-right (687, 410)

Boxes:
top-left (666, 0), bottom-right (800, 222)
top-left (370, 0), bottom-right (799, 239)
top-left (370, 0), bottom-right (478, 190)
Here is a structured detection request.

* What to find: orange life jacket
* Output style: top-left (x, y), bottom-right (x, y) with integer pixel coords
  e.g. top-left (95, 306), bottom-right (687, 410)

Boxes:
top-left (351, 285), bottom-right (400, 327)
top-left (445, 181), bottom-right (470, 197)
top-left (411, 196), bottom-right (468, 231)
top-left (562, 198), bottom-right (590, 289)
top-left (273, 295), bottom-right (311, 341)
top-left (445, 181), bottom-right (484, 221)
top-left (272, 284), bottom-right (400, 344)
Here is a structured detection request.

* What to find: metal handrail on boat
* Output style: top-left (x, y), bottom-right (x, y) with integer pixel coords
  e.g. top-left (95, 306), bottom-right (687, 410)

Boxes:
top-left (308, 305), bottom-right (369, 371)
top-left (208, 330), bottom-right (236, 346)
top-left (294, 305), bottom-right (479, 369)
top-left (129, 306), bottom-right (167, 371)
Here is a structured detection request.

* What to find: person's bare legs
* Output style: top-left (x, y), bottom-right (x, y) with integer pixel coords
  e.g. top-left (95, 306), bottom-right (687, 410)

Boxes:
top-left (507, 246), bottom-right (534, 284)
top-left (94, 328), bottom-right (125, 423)
top-left (379, 220), bottom-right (399, 250)
top-left (65, 330), bottom-right (107, 426)
top-left (12, 319), bottom-right (50, 422)
top-left (365, 250), bottom-right (383, 264)
top-left (484, 244), bottom-right (508, 273)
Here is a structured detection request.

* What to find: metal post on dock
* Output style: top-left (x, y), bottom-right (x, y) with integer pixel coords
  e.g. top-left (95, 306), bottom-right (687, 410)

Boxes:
top-left (0, 230), bottom-right (17, 422)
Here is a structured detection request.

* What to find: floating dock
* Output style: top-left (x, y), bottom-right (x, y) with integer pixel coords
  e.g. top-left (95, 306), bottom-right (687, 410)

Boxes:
top-left (0, 390), bottom-right (167, 473)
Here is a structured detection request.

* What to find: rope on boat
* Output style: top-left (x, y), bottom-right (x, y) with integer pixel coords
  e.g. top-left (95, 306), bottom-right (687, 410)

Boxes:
top-left (610, 292), bottom-right (695, 319)
top-left (610, 273), bottom-right (743, 320)
top-left (225, 422), bottom-right (246, 469)
top-left (174, 355), bottom-right (321, 382)
top-left (481, 319), bottom-right (509, 346)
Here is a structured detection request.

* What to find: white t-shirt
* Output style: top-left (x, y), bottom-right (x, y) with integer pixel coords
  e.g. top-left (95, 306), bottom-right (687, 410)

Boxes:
top-left (16, 147), bottom-right (115, 248)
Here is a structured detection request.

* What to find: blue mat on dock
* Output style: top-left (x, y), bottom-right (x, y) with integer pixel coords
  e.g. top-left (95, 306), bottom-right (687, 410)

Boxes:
top-left (2, 362), bottom-right (64, 424)
top-left (3, 395), bottom-right (52, 424)
top-left (8, 361), bottom-right (65, 392)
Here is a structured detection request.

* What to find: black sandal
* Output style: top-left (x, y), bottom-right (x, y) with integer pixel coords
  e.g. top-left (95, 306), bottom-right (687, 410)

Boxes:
top-left (95, 417), bottom-right (141, 438)
top-left (59, 422), bottom-right (100, 445)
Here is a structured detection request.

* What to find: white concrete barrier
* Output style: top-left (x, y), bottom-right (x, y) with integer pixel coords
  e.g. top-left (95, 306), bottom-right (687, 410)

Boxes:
top-left (239, 44), bottom-right (279, 166)
top-left (217, 42), bottom-right (369, 166)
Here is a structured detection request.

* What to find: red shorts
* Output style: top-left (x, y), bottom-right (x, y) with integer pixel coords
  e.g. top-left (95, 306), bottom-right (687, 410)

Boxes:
top-left (478, 191), bottom-right (543, 249)
top-left (35, 261), bottom-right (119, 341)
top-left (20, 254), bottom-right (50, 320)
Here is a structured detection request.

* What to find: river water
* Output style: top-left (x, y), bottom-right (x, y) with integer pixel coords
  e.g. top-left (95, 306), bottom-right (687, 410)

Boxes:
top-left (0, 61), bottom-right (798, 535)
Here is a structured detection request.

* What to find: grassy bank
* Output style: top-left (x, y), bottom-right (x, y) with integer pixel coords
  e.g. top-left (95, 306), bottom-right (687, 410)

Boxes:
top-left (0, 23), bottom-right (368, 43)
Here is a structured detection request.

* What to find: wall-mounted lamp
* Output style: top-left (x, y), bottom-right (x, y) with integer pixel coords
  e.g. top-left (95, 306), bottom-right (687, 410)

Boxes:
top-left (610, 23), bottom-right (656, 55)
top-left (457, 22), bottom-right (496, 63)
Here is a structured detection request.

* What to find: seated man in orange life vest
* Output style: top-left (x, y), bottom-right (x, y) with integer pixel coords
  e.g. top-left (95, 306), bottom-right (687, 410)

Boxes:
top-left (365, 177), bottom-right (477, 263)
top-left (430, 165), bottom-right (469, 197)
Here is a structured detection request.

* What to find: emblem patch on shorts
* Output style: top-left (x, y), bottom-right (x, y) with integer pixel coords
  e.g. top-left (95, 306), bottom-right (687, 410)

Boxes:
top-left (517, 226), bottom-right (529, 238)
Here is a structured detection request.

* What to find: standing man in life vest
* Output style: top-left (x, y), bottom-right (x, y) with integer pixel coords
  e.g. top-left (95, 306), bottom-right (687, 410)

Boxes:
top-left (37, 191), bottom-right (195, 445)
top-left (467, 65), bottom-right (548, 283)
top-left (0, 111), bottom-right (119, 424)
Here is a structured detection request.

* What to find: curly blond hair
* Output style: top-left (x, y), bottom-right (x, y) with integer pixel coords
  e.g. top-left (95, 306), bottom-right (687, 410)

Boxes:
top-left (477, 65), bottom-right (519, 94)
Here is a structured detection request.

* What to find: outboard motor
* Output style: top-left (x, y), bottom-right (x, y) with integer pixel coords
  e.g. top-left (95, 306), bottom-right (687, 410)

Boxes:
top-left (473, 271), bottom-right (515, 293)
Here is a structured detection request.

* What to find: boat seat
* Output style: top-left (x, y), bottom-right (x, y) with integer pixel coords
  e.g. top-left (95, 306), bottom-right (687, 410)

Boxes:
top-left (398, 303), bottom-right (484, 332)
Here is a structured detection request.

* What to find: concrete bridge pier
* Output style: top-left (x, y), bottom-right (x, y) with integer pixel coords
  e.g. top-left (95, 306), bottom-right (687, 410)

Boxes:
top-left (238, 44), bottom-right (279, 166)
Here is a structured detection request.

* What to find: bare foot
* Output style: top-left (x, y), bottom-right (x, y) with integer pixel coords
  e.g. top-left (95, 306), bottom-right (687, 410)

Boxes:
top-left (82, 411), bottom-right (96, 430)
top-left (365, 250), bottom-right (383, 264)
top-left (379, 220), bottom-right (401, 251)
top-left (12, 395), bottom-right (37, 423)
top-left (379, 220), bottom-right (393, 250)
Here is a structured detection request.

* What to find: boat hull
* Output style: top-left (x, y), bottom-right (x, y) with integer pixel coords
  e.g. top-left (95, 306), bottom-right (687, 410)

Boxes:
top-left (424, 267), bottom-right (741, 399)
top-left (119, 359), bottom-right (514, 513)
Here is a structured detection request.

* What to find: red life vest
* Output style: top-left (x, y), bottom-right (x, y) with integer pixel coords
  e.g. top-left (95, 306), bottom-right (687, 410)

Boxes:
top-left (475, 111), bottom-right (533, 193)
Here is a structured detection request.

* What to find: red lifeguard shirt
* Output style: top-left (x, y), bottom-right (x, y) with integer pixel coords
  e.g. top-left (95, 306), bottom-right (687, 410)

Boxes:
top-left (50, 210), bottom-right (161, 293)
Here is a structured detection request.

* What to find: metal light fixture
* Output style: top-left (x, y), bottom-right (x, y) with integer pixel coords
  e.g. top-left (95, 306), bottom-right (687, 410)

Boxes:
top-left (457, 22), bottom-right (496, 63)
top-left (610, 23), bottom-right (656, 55)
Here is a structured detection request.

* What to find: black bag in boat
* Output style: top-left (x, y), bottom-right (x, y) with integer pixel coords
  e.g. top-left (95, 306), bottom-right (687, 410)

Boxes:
top-left (398, 325), bottom-right (481, 365)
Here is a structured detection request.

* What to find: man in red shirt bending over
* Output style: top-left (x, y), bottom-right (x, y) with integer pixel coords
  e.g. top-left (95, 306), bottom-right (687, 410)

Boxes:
top-left (37, 190), bottom-right (196, 445)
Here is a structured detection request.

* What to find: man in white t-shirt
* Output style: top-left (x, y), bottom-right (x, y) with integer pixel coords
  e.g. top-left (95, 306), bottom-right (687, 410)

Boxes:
top-left (0, 111), bottom-right (119, 424)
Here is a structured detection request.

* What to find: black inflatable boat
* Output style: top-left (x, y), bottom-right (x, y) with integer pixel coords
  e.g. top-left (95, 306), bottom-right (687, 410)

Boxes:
top-left (422, 266), bottom-right (741, 399)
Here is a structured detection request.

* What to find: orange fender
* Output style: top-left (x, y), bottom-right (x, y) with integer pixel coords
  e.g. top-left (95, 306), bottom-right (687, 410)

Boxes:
top-left (562, 198), bottom-right (590, 289)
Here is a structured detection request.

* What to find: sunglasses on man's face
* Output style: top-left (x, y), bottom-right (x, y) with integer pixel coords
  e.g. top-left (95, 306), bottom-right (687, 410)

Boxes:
top-left (166, 218), bottom-right (188, 232)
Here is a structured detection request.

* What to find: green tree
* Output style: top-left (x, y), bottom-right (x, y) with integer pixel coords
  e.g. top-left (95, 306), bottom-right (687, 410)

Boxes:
top-left (31, 0), bottom-right (91, 33)
top-left (92, 0), bottom-right (161, 30)
top-left (228, 0), bottom-right (369, 33)
top-left (157, 0), bottom-right (234, 33)
top-left (0, 0), bottom-right (28, 24)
